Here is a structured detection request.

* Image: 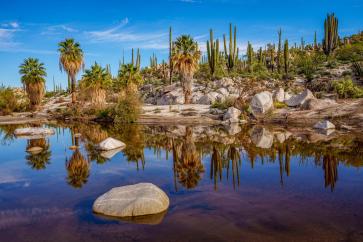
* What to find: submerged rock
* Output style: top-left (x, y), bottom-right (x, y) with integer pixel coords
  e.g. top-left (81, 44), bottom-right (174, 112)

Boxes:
top-left (314, 120), bottom-right (335, 130)
top-left (93, 183), bottom-right (170, 218)
top-left (98, 138), bottom-right (126, 151)
top-left (285, 89), bottom-right (315, 107)
top-left (250, 91), bottom-right (274, 116)
top-left (14, 128), bottom-right (55, 138)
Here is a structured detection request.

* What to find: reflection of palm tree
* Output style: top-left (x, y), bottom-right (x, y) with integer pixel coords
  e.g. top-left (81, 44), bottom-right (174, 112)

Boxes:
top-left (210, 146), bottom-right (222, 190)
top-left (26, 138), bottom-right (51, 170)
top-left (66, 149), bottom-right (89, 188)
top-left (174, 127), bottom-right (204, 189)
top-left (226, 146), bottom-right (241, 190)
top-left (323, 154), bottom-right (338, 191)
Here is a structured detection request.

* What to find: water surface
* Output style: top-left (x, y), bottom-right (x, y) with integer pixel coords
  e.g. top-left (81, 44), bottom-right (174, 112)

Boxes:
top-left (0, 123), bottom-right (362, 242)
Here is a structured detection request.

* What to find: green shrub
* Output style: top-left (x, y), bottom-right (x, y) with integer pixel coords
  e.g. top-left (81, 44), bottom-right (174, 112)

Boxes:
top-left (211, 97), bottom-right (235, 110)
top-left (0, 87), bottom-right (21, 115)
top-left (336, 43), bottom-right (363, 62)
top-left (274, 101), bottom-right (288, 109)
top-left (332, 78), bottom-right (363, 98)
top-left (113, 90), bottom-right (142, 124)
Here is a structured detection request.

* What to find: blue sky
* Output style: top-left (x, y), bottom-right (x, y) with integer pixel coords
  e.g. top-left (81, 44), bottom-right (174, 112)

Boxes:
top-left (0, 0), bottom-right (362, 89)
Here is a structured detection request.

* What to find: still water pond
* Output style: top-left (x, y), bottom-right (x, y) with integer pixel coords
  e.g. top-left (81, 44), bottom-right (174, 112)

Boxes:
top-left (0, 123), bottom-right (362, 242)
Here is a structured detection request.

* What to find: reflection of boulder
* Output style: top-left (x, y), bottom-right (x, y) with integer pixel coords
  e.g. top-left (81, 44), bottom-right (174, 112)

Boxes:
top-left (95, 210), bottom-right (167, 225)
top-left (223, 123), bottom-right (242, 136)
top-left (100, 147), bottom-right (124, 159)
top-left (250, 126), bottom-right (274, 149)
top-left (274, 131), bottom-right (292, 143)
top-left (26, 146), bottom-right (43, 155)
top-left (93, 183), bottom-right (169, 218)
top-left (15, 128), bottom-right (54, 139)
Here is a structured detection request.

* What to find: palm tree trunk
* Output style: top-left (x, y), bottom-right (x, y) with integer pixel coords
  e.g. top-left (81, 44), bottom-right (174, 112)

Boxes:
top-left (71, 75), bottom-right (76, 103)
top-left (182, 75), bottom-right (193, 104)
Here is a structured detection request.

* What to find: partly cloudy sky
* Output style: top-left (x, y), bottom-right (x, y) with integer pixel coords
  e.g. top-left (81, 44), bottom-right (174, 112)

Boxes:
top-left (0, 0), bottom-right (362, 89)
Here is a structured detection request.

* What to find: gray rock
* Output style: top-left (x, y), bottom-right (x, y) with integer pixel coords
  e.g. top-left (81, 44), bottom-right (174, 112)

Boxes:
top-left (314, 120), bottom-right (335, 130)
top-left (93, 183), bottom-right (170, 218)
top-left (285, 89), bottom-right (315, 107)
top-left (301, 98), bottom-right (337, 110)
top-left (273, 88), bottom-right (285, 102)
top-left (250, 91), bottom-right (274, 116)
top-left (217, 87), bottom-right (229, 97)
top-left (223, 107), bottom-right (241, 123)
top-left (98, 138), bottom-right (126, 151)
top-left (215, 77), bottom-right (234, 88)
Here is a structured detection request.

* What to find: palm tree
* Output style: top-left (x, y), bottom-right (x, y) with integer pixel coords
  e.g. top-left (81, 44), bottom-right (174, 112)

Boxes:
top-left (58, 38), bottom-right (84, 104)
top-left (79, 62), bottom-right (112, 107)
top-left (19, 58), bottom-right (46, 111)
top-left (115, 63), bottom-right (143, 93)
top-left (172, 35), bottom-right (201, 104)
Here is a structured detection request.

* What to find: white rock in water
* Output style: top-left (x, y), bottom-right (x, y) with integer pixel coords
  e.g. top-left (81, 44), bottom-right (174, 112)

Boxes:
top-left (314, 120), bottom-right (335, 130)
top-left (98, 137), bottom-right (126, 151)
top-left (285, 89), bottom-right (315, 107)
top-left (250, 91), bottom-right (274, 116)
top-left (14, 128), bottom-right (55, 137)
top-left (273, 88), bottom-right (285, 102)
top-left (93, 183), bottom-right (170, 218)
top-left (223, 107), bottom-right (241, 123)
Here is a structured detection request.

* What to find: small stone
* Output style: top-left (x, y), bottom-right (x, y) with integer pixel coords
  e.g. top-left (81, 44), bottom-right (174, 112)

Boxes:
top-left (314, 120), bottom-right (335, 130)
top-left (273, 88), bottom-right (285, 102)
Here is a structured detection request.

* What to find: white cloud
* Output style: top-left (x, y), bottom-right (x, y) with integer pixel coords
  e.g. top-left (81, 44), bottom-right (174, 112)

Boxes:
top-left (41, 24), bottom-right (78, 35)
top-left (85, 18), bottom-right (168, 49)
top-left (0, 28), bottom-right (20, 49)
top-left (1, 21), bottom-right (19, 29)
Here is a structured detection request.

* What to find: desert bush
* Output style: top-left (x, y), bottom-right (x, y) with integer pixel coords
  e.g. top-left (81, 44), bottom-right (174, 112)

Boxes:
top-left (0, 87), bottom-right (18, 115)
top-left (113, 88), bottom-right (142, 124)
top-left (336, 43), bottom-right (363, 62)
top-left (332, 78), bottom-right (363, 98)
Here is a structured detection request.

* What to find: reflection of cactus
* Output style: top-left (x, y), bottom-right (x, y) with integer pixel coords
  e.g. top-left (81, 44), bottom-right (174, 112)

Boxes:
top-left (323, 13), bottom-right (339, 56)
top-left (206, 29), bottom-right (220, 77)
top-left (223, 23), bottom-right (238, 72)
